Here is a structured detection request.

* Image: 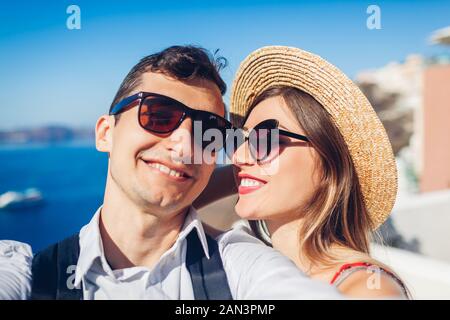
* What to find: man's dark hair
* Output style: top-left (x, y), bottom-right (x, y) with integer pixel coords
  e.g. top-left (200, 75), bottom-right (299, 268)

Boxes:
top-left (109, 45), bottom-right (228, 115)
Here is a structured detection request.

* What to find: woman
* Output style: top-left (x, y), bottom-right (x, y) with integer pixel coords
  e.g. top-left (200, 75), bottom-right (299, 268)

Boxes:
top-left (198, 46), bottom-right (410, 299)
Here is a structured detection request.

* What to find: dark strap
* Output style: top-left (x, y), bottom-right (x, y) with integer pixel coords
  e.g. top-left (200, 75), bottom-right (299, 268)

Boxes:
top-left (31, 230), bottom-right (232, 300)
top-left (186, 230), bottom-right (232, 300)
top-left (31, 233), bottom-right (82, 300)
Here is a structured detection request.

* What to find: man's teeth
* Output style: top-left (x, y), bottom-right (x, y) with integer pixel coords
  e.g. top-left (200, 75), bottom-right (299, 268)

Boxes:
top-left (240, 178), bottom-right (264, 187)
top-left (148, 163), bottom-right (185, 178)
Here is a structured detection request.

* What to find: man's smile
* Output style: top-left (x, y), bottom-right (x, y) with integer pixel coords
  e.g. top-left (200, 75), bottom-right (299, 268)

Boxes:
top-left (140, 158), bottom-right (193, 182)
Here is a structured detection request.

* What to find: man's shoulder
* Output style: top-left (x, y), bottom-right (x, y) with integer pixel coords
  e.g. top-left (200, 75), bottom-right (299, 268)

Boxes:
top-left (201, 223), bottom-right (223, 239)
top-left (201, 220), bottom-right (277, 265)
top-left (0, 240), bottom-right (33, 258)
top-left (216, 221), bottom-right (262, 245)
top-left (215, 222), bottom-right (280, 262)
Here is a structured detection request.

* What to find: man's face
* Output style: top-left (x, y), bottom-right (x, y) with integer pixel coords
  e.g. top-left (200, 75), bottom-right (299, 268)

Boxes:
top-left (99, 72), bottom-right (225, 216)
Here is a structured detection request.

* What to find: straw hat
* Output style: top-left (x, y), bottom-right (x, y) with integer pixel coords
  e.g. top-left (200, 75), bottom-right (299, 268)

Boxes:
top-left (230, 46), bottom-right (397, 230)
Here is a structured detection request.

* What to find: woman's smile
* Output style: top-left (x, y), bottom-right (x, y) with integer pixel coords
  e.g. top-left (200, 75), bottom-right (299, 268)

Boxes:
top-left (237, 172), bottom-right (267, 195)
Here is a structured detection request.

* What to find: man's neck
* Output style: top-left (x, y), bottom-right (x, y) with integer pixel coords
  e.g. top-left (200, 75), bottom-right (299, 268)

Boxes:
top-left (100, 184), bottom-right (189, 271)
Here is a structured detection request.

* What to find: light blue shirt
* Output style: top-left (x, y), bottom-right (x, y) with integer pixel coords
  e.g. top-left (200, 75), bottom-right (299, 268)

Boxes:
top-left (0, 206), bottom-right (342, 300)
top-left (0, 240), bottom-right (32, 300)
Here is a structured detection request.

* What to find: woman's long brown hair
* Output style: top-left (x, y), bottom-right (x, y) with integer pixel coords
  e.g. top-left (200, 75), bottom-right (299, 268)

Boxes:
top-left (247, 86), bottom-right (372, 269)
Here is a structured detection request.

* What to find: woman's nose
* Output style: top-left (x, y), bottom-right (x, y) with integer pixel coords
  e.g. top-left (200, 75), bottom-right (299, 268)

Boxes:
top-left (232, 139), bottom-right (256, 166)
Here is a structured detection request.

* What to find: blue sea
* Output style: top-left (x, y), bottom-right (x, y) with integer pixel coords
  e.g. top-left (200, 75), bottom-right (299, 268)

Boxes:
top-left (0, 141), bottom-right (107, 252)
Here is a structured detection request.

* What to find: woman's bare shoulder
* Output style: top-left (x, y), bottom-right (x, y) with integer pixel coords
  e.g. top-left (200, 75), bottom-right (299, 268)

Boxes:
top-left (333, 254), bottom-right (407, 299)
top-left (337, 268), bottom-right (406, 299)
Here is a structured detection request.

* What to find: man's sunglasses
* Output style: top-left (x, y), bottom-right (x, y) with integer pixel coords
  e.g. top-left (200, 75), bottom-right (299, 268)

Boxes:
top-left (109, 92), bottom-right (232, 151)
top-left (226, 119), bottom-right (310, 163)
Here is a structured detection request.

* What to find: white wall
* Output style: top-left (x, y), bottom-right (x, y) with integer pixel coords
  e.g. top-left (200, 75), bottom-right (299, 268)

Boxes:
top-left (391, 189), bottom-right (450, 262)
top-left (372, 244), bottom-right (450, 299)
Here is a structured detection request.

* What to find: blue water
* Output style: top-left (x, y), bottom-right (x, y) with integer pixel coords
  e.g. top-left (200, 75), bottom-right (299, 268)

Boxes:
top-left (0, 142), bottom-right (107, 252)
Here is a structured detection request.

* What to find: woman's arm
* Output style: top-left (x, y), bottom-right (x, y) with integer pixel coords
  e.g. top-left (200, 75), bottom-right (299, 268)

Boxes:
top-left (193, 165), bottom-right (238, 210)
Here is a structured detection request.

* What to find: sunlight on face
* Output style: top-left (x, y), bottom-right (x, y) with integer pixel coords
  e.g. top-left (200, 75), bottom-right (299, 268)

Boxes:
top-left (233, 96), bottom-right (321, 223)
top-left (108, 72), bottom-right (224, 215)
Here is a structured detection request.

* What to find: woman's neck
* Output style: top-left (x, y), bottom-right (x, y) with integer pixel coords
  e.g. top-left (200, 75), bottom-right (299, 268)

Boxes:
top-left (267, 217), bottom-right (311, 272)
top-left (267, 217), bottom-right (356, 281)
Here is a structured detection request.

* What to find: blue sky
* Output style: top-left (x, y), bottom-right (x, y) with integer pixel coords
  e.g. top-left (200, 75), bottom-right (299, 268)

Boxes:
top-left (0, 0), bottom-right (449, 129)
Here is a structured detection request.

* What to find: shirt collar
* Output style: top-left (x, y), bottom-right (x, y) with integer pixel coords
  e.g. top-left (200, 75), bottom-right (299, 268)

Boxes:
top-left (74, 205), bottom-right (210, 287)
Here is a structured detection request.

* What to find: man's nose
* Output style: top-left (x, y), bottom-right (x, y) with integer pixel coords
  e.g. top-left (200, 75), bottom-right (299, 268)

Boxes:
top-left (164, 118), bottom-right (194, 162)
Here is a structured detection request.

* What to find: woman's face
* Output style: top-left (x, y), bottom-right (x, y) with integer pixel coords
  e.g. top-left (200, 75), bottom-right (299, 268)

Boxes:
top-left (233, 96), bottom-right (322, 224)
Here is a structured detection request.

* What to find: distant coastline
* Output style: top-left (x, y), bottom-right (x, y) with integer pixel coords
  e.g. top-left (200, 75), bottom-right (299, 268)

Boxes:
top-left (0, 125), bottom-right (94, 146)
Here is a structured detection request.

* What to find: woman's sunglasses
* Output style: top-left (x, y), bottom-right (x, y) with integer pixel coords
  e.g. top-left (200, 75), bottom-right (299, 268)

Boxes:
top-left (227, 119), bottom-right (310, 163)
top-left (109, 92), bottom-right (233, 151)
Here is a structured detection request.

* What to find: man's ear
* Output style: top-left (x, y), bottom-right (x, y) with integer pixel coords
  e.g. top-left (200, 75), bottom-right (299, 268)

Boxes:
top-left (95, 115), bottom-right (114, 153)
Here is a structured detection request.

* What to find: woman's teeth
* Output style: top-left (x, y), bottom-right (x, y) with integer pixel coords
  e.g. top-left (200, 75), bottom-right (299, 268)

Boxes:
top-left (240, 178), bottom-right (264, 187)
top-left (148, 162), bottom-right (184, 178)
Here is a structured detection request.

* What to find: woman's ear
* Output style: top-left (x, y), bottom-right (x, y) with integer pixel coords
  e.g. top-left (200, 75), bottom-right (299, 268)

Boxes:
top-left (95, 115), bottom-right (114, 153)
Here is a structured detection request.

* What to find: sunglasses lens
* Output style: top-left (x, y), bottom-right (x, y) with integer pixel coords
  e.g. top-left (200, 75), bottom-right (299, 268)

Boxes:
top-left (248, 129), bottom-right (267, 161)
top-left (195, 113), bottom-right (230, 151)
top-left (224, 129), bottom-right (244, 159)
top-left (250, 120), bottom-right (280, 162)
top-left (139, 97), bottom-right (185, 133)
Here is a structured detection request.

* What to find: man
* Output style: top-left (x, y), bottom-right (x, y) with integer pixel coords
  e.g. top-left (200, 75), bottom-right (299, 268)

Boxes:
top-left (0, 45), bottom-right (340, 300)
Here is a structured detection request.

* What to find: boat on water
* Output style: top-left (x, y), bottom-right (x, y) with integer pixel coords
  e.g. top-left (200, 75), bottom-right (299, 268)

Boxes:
top-left (0, 188), bottom-right (44, 210)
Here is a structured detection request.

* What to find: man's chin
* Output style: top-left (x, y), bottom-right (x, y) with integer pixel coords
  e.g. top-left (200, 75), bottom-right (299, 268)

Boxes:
top-left (136, 189), bottom-right (191, 211)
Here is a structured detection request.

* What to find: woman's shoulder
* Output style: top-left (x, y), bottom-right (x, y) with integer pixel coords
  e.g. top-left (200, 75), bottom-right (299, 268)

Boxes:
top-left (330, 256), bottom-right (409, 299)
top-left (335, 266), bottom-right (406, 299)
